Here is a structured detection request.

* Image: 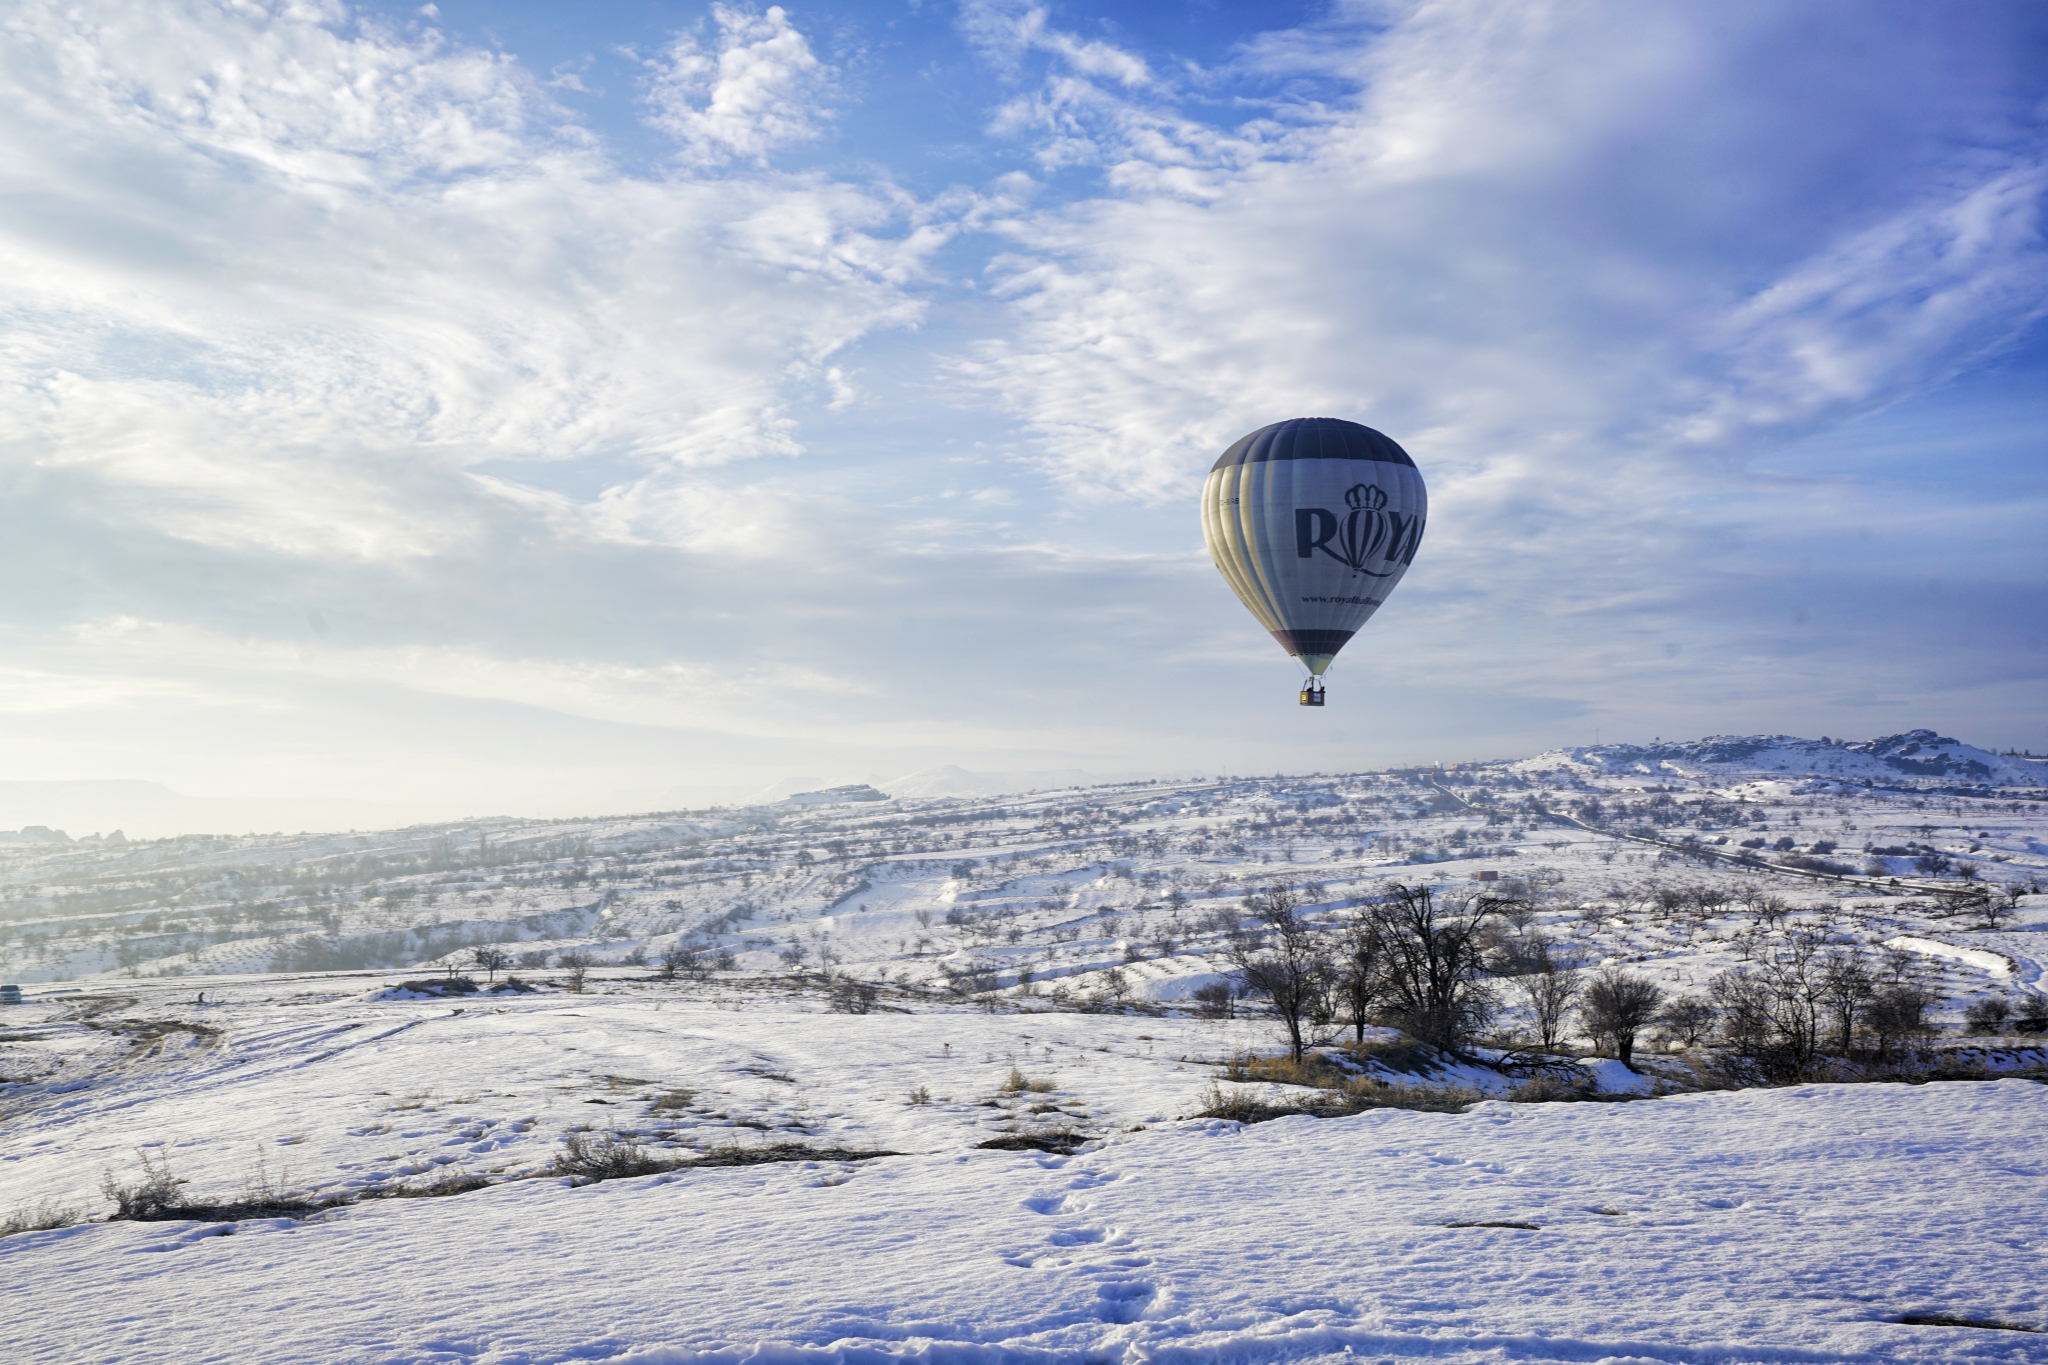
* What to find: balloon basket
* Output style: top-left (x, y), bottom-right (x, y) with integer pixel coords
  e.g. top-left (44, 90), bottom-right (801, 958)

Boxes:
top-left (1298, 683), bottom-right (1326, 707)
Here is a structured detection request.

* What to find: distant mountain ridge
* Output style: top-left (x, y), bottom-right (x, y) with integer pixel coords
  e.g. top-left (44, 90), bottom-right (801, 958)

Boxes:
top-left (0, 780), bottom-right (435, 840)
top-left (1515, 729), bottom-right (2044, 787)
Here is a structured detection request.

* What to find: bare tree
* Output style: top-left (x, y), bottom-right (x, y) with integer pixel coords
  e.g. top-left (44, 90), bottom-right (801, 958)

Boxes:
top-left (1657, 995), bottom-right (1717, 1047)
top-left (1977, 886), bottom-right (2019, 931)
top-left (1709, 931), bottom-right (1831, 1079)
top-left (1965, 994), bottom-right (2012, 1034)
top-left (558, 950), bottom-right (591, 994)
top-left (1819, 945), bottom-right (1873, 1054)
top-left (468, 944), bottom-right (510, 983)
top-left (658, 941), bottom-right (702, 982)
top-left (1332, 909), bottom-right (1383, 1044)
top-left (1581, 968), bottom-right (1664, 1065)
top-left (945, 958), bottom-right (1001, 998)
top-left (1369, 883), bottom-right (1500, 1053)
top-left (1740, 891), bottom-right (1790, 931)
top-left (1229, 886), bottom-right (1331, 1063)
top-left (828, 978), bottom-right (879, 1013)
top-left (1860, 984), bottom-right (1936, 1060)
top-left (1512, 937), bottom-right (1582, 1051)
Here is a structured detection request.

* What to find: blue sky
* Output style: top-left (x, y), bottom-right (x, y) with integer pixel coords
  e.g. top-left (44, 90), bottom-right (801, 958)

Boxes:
top-left (2, 0), bottom-right (2045, 817)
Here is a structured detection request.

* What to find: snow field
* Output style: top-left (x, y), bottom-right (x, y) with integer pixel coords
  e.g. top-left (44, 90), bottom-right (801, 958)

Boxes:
top-left (4, 983), bottom-right (2048, 1362)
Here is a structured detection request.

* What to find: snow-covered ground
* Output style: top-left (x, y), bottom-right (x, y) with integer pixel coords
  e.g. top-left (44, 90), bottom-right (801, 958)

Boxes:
top-left (3, 730), bottom-right (2047, 1361)
top-left (3, 978), bottom-right (2045, 1363)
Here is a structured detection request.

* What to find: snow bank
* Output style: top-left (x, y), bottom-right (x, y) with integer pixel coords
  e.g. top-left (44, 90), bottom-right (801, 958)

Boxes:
top-left (1885, 935), bottom-right (2015, 978)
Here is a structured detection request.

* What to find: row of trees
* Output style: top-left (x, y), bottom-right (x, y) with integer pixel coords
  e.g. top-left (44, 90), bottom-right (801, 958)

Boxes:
top-left (1228, 883), bottom-right (1950, 1075)
top-left (1229, 883), bottom-right (1500, 1062)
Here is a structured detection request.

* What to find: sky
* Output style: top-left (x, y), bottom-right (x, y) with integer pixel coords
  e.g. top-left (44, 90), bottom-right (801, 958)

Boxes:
top-left (2, 0), bottom-right (2046, 823)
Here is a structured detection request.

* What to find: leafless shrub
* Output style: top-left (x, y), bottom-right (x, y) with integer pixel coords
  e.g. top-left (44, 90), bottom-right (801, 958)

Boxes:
top-left (1193, 1079), bottom-right (1309, 1123)
top-left (551, 1132), bottom-right (685, 1183)
top-left (1190, 981), bottom-right (1235, 1019)
top-left (975, 1129), bottom-right (1089, 1155)
top-left (943, 959), bottom-right (1000, 998)
top-left (1222, 1052), bottom-right (1350, 1088)
top-left (1856, 983), bottom-right (1937, 1062)
top-left (1713, 930), bottom-right (1834, 1077)
top-left (100, 1148), bottom-right (185, 1220)
top-left (1339, 1034), bottom-right (1444, 1076)
top-left (397, 977), bottom-right (476, 997)
top-left (689, 1140), bottom-right (897, 1168)
top-left (1505, 1072), bottom-right (1597, 1103)
top-left (102, 1147), bottom-right (330, 1222)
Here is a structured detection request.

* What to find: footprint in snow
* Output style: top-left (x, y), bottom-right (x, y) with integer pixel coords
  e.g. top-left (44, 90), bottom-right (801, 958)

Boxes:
top-left (1091, 1275), bottom-right (1158, 1324)
top-left (1047, 1224), bottom-right (1107, 1246)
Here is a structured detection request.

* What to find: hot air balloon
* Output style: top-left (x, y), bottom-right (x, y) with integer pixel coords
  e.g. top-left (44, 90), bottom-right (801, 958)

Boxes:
top-left (1200, 418), bottom-right (1427, 705)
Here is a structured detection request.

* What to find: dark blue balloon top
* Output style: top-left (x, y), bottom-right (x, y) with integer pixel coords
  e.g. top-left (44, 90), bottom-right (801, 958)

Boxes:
top-left (1211, 417), bottom-right (1415, 470)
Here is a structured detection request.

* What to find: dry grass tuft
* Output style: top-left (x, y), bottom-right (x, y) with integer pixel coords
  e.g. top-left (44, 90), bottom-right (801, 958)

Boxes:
top-left (1, 1200), bottom-right (83, 1237)
top-left (369, 1171), bottom-right (492, 1199)
top-left (975, 1129), bottom-right (1089, 1155)
top-left (1223, 1053), bottom-right (1351, 1088)
top-left (995, 1064), bottom-right (1056, 1094)
top-left (689, 1141), bottom-right (898, 1168)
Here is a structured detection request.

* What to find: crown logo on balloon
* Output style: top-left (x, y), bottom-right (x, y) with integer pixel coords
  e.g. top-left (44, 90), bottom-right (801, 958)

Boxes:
top-left (1292, 481), bottom-right (1420, 576)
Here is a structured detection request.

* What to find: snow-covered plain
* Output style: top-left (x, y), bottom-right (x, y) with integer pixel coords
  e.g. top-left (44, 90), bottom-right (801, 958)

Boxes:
top-left (3, 731), bottom-right (2048, 1361)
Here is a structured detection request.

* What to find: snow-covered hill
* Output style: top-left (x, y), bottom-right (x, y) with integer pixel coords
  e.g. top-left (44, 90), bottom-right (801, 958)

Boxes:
top-left (2, 729), bottom-right (2046, 1362)
top-left (1517, 729), bottom-right (2045, 788)
top-left (0, 729), bottom-right (2041, 1028)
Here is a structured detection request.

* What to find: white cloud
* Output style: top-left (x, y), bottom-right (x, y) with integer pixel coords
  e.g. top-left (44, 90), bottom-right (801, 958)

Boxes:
top-left (0, 0), bottom-right (937, 567)
top-left (958, 1), bottom-right (2048, 510)
top-left (1701, 162), bottom-right (2048, 439)
top-left (642, 4), bottom-right (832, 167)
top-left (0, 0), bottom-right (2041, 809)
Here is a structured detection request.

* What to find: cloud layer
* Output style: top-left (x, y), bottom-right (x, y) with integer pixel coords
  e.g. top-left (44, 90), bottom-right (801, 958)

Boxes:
top-left (1, 0), bottom-right (2044, 816)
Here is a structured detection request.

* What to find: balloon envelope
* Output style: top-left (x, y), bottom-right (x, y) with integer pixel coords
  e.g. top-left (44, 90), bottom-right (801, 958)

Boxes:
top-left (1200, 418), bottom-right (1427, 676)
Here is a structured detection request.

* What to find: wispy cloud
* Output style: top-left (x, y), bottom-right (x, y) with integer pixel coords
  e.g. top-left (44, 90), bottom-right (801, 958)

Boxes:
top-left (1, 0), bottom-right (939, 571)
